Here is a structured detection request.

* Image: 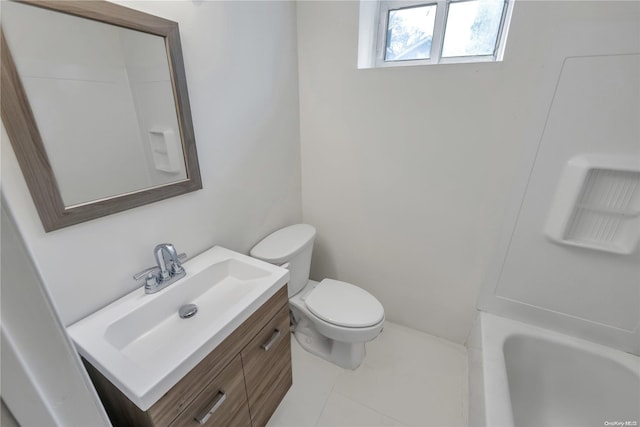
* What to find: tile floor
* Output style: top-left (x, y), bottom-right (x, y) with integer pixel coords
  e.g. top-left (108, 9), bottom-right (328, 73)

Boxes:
top-left (267, 321), bottom-right (468, 427)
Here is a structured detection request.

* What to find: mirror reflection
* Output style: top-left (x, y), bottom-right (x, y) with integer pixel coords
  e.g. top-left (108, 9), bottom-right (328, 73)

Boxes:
top-left (3, 1), bottom-right (188, 207)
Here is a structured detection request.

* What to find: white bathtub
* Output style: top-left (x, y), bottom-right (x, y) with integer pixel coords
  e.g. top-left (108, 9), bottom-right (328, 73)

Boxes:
top-left (468, 312), bottom-right (640, 427)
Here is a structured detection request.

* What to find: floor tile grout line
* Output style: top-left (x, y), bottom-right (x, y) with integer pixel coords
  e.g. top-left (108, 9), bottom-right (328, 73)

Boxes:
top-left (314, 380), bottom-right (339, 426)
top-left (461, 358), bottom-right (469, 425)
top-left (381, 322), bottom-right (467, 354)
top-left (331, 389), bottom-right (410, 427)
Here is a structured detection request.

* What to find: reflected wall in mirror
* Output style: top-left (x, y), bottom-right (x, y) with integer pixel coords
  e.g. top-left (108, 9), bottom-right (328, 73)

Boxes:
top-left (1, 0), bottom-right (202, 231)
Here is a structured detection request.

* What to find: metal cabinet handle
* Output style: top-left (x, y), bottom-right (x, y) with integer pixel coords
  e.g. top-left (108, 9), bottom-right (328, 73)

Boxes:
top-left (194, 391), bottom-right (226, 425)
top-left (260, 329), bottom-right (281, 351)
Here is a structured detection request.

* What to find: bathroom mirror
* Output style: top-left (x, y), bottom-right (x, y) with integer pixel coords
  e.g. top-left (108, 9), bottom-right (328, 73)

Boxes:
top-left (1, 0), bottom-right (202, 231)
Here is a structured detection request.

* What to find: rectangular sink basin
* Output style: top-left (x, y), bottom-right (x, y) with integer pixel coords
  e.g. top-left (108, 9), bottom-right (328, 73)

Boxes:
top-left (67, 246), bottom-right (288, 410)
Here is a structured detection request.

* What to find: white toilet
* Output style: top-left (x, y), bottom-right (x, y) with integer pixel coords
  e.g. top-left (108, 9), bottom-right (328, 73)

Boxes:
top-left (250, 224), bottom-right (384, 369)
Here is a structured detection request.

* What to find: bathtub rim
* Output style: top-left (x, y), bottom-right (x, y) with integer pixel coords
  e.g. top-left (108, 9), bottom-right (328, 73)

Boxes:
top-left (468, 310), bottom-right (640, 427)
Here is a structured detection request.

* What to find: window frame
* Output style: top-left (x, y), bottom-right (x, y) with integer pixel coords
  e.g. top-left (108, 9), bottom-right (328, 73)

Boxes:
top-left (372, 0), bottom-right (513, 68)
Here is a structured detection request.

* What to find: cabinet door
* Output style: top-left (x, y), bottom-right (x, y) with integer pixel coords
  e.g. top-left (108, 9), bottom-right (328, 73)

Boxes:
top-left (168, 355), bottom-right (251, 427)
top-left (241, 304), bottom-right (292, 427)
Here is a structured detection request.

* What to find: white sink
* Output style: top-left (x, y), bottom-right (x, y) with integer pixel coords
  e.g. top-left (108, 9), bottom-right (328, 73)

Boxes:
top-left (67, 246), bottom-right (288, 411)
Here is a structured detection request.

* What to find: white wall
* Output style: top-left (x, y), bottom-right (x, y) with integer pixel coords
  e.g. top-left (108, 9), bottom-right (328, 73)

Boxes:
top-left (296, 0), bottom-right (639, 344)
top-left (2, 0), bottom-right (301, 327)
top-left (2, 203), bottom-right (110, 426)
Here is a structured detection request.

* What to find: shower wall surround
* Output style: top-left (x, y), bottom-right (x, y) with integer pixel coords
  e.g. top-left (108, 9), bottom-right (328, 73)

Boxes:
top-left (479, 52), bottom-right (640, 354)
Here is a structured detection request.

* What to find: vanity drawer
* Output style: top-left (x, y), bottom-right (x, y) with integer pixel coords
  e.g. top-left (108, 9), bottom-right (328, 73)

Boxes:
top-left (241, 304), bottom-right (292, 427)
top-left (168, 355), bottom-right (250, 427)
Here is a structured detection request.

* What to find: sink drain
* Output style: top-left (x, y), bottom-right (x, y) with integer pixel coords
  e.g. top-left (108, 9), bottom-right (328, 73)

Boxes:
top-left (179, 304), bottom-right (198, 319)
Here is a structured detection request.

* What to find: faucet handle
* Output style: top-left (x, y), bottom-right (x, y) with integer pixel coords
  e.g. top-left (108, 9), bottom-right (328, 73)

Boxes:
top-left (145, 273), bottom-right (158, 288)
top-left (171, 263), bottom-right (184, 275)
top-left (170, 253), bottom-right (187, 275)
top-left (133, 266), bottom-right (159, 281)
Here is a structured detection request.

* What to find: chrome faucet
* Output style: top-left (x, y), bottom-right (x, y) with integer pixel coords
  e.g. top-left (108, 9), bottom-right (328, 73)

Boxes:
top-left (154, 243), bottom-right (183, 280)
top-left (134, 243), bottom-right (186, 294)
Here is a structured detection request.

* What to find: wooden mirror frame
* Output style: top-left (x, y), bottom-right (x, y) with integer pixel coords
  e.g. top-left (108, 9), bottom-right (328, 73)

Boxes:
top-left (1, 0), bottom-right (202, 232)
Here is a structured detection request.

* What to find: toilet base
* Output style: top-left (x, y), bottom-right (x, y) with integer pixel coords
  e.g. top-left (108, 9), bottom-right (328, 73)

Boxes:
top-left (292, 313), bottom-right (367, 370)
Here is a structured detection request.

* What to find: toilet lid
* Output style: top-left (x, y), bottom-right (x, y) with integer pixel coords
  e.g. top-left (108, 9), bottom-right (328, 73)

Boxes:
top-left (304, 279), bottom-right (384, 328)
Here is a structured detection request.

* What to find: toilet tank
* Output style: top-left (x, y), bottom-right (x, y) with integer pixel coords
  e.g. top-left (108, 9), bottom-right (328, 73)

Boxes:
top-left (250, 224), bottom-right (316, 297)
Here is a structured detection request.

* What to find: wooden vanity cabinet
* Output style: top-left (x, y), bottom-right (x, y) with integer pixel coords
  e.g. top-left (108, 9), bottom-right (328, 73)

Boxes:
top-left (167, 355), bottom-right (250, 427)
top-left (84, 285), bottom-right (292, 427)
top-left (241, 304), bottom-right (292, 427)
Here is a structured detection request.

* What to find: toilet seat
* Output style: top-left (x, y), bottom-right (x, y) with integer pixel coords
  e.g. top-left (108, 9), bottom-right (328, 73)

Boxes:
top-left (304, 279), bottom-right (384, 328)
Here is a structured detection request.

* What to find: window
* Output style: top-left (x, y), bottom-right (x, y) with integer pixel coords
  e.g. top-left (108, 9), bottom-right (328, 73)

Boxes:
top-left (358, 0), bottom-right (514, 68)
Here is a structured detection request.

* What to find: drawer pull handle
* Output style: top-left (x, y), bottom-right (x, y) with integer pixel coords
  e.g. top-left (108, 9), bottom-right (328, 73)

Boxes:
top-left (260, 328), bottom-right (281, 351)
top-left (194, 391), bottom-right (226, 425)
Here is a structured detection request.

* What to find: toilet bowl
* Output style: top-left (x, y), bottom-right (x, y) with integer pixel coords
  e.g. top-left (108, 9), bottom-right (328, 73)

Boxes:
top-left (250, 224), bottom-right (384, 369)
